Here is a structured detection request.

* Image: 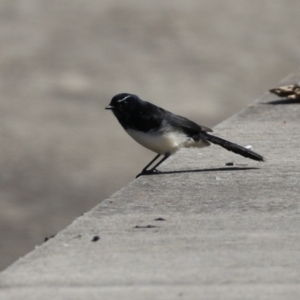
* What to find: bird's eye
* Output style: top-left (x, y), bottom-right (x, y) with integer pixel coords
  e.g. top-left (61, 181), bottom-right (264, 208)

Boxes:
top-left (117, 95), bottom-right (130, 107)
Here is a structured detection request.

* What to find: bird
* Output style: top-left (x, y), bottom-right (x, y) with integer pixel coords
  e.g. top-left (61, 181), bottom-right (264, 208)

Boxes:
top-left (105, 93), bottom-right (264, 178)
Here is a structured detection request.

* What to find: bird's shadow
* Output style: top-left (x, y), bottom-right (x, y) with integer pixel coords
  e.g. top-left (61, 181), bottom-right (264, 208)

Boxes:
top-left (262, 98), bottom-right (300, 105)
top-left (137, 166), bottom-right (259, 177)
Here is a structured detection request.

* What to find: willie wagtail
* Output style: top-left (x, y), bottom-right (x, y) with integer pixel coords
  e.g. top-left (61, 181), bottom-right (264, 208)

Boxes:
top-left (106, 93), bottom-right (264, 178)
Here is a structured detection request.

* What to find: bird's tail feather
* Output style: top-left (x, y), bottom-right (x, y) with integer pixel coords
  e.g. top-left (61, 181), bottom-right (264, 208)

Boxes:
top-left (202, 133), bottom-right (264, 162)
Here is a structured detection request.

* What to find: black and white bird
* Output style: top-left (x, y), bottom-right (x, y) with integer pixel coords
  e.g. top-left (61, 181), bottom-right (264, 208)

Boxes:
top-left (106, 93), bottom-right (264, 177)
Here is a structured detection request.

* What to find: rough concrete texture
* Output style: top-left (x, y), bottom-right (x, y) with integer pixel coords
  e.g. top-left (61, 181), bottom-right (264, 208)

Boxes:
top-left (0, 72), bottom-right (299, 299)
top-left (1, 0), bottom-right (300, 271)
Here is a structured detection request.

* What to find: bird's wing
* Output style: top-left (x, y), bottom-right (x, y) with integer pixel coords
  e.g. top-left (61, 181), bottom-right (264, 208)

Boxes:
top-left (165, 111), bottom-right (213, 136)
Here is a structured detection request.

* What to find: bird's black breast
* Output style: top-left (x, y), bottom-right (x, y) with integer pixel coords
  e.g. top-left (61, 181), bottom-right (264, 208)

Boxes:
top-left (114, 101), bottom-right (165, 132)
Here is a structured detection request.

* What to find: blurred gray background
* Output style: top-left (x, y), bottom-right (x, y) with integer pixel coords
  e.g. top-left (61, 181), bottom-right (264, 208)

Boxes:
top-left (0, 0), bottom-right (299, 270)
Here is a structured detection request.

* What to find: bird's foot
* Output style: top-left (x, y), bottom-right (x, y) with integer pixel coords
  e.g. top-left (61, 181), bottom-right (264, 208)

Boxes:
top-left (136, 169), bottom-right (161, 178)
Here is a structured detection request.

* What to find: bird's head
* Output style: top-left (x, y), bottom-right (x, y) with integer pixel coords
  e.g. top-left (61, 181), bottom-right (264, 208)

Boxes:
top-left (105, 93), bottom-right (142, 117)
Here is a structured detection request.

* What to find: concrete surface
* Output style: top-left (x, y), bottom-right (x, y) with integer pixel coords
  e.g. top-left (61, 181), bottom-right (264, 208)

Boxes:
top-left (1, 1), bottom-right (300, 272)
top-left (0, 72), bottom-right (299, 299)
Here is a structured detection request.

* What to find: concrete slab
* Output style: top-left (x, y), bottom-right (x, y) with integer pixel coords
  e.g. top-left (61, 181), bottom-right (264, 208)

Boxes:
top-left (0, 71), bottom-right (300, 299)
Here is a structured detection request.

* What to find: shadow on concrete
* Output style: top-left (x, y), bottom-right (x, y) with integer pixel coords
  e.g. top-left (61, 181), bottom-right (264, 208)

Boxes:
top-left (262, 99), bottom-right (300, 105)
top-left (139, 167), bottom-right (260, 176)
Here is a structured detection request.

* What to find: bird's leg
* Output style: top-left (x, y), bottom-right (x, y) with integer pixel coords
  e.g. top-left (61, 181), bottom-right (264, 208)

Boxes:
top-left (148, 153), bottom-right (170, 171)
top-left (136, 153), bottom-right (170, 178)
top-left (142, 154), bottom-right (161, 172)
top-left (136, 154), bottom-right (161, 178)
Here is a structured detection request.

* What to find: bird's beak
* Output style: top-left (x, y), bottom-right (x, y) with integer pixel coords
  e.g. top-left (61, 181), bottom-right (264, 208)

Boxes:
top-left (105, 105), bottom-right (114, 110)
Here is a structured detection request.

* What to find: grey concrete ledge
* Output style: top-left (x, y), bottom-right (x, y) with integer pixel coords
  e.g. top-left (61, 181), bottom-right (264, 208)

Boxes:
top-left (1, 71), bottom-right (300, 300)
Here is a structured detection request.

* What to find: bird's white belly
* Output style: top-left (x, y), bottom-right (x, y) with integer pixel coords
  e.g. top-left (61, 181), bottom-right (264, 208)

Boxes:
top-left (126, 129), bottom-right (209, 154)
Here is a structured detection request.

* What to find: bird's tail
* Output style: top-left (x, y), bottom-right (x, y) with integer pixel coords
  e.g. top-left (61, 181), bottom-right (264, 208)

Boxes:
top-left (202, 133), bottom-right (264, 162)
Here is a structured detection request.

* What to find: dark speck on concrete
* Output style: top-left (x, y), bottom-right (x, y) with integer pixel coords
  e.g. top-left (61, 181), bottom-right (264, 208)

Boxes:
top-left (134, 225), bottom-right (156, 229)
top-left (44, 234), bottom-right (56, 243)
top-left (91, 236), bottom-right (100, 242)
